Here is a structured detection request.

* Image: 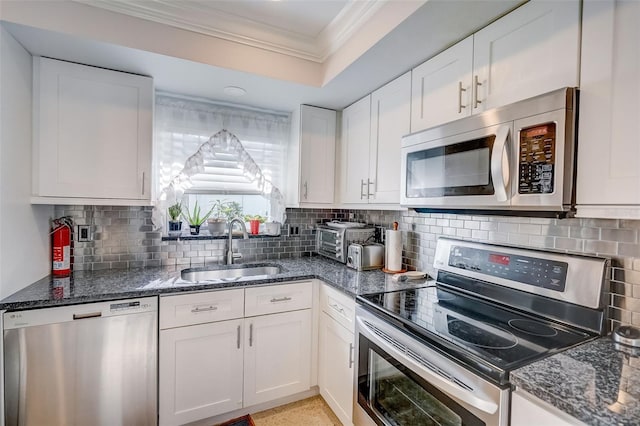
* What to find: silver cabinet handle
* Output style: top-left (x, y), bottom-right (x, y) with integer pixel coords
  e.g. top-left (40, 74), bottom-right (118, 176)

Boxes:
top-left (73, 312), bottom-right (102, 320)
top-left (270, 296), bottom-right (292, 303)
top-left (474, 75), bottom-right (482, 109)
top-left (237, 325), bottom-right (241, 349)
top-left (458, 81), bottom-right (466, 113)
top-left (330, 303), bottom-right (345, 314)
top-left (249, 323), bottom-right (253, 347)
top-left (191, 305), bottom-right (218, 313)
top-left (141, 172), bottom-right (145, 196)
top-left (349, 343), bottom-right (354, 368)
top-left (360, 179), bottom-right (367, 199)
top-left (303, 181), bottom-right (308, 200)
top-left (367, 179), bottom-right (374, 199)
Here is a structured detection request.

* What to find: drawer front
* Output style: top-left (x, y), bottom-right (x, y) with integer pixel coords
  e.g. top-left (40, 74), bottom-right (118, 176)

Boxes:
top-left (245, 281), bottom-right (313, 317)
top-left (320, 283), bottom-right (356, 333)
top-left (160, 289), bottom-right (245, 329)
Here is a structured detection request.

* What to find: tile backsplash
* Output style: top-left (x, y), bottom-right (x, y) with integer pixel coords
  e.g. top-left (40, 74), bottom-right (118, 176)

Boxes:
top-left (55, 205), bottom-right (640, 328)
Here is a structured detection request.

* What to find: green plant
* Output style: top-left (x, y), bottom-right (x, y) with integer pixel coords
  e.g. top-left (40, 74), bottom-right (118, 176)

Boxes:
top-left (167, 202), bottom-right (182, 221)
top-left (182, 200), bottom-right (215, 226)
top-left (243, 214), bottom-right (265, 223)
top-left (216, 201), bottom-right (243, 221)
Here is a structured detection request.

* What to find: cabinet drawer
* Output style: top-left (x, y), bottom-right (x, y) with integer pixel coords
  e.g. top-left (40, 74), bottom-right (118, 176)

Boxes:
top-left (245, 281), bottom-right (313, 317)
top-left (160, 289), bottom-right (244, 329)
top-left (320, 283), bottom-right (356, 333)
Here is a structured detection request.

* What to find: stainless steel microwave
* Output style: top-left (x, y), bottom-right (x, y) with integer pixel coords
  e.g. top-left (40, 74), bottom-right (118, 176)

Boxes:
top-left (400, 87), bottom-right (577, 215)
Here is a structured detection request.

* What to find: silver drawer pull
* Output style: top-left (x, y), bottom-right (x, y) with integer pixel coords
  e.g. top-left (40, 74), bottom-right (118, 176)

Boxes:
top-left (330, 303), bottom-right (345, 314)
top-left (270, 296), bottom-right (292, 303)
top-left (73, 312), bottom-right (102, 320)
top-left (191, 305), bottom-right (218, 313)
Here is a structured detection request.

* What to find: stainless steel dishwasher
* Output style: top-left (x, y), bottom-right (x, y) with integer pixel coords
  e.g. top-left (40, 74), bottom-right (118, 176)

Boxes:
top-left (3, 297), bottom-right (158, 426)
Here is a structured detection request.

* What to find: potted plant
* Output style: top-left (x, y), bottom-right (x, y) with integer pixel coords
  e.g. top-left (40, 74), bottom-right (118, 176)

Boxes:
top-left (207, 200), bottom-right (243, 235)
top-left (182, 200), bottom-right (214, 235)
top-left (167, 202), bottom-right (183, 235)
top-left (244, 214), bottom-right (265, 235)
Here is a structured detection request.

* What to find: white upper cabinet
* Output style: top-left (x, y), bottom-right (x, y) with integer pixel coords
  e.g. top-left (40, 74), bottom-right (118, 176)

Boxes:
top-left (576, 0), bottom-right (640, 218)
top-left (32, 57), bottom-right (153, 205)
top-left (411, 36), bottom-right (473, 133)
top-left (473, 0), bottom-right (580, 112)
top-left (340, 96), bottom-right (371, 204)
top-left (410, 1), bottom-right (580, 133)
top-left (340, 72), bottom-right (411, 205)
top-left (296, 105), bottom-right (337, 205)
top-left (369, 72), bottom-right (412, 204)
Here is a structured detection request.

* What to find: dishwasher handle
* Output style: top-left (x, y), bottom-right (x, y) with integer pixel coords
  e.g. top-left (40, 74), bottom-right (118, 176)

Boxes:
top-left (73, 312), bottom-right (102, 320)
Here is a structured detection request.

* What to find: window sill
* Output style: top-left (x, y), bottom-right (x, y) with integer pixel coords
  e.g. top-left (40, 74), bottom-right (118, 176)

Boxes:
top-left (162, 233), bottom-right (282, 241)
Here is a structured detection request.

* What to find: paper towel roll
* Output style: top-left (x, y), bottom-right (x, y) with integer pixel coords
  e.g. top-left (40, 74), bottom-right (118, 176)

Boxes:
top-left (385, 229), bottom-right (403, 272)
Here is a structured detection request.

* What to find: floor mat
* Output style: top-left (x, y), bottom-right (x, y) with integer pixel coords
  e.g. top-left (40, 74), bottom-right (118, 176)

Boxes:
top-left (216, 414), bottom-right (255, 426)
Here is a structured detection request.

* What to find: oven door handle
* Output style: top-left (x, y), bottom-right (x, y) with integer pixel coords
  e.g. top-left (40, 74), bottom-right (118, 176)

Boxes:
top-left (357, 315), bottom-right (499, 415)
top-left (490, 125), bottom-right (510, 203)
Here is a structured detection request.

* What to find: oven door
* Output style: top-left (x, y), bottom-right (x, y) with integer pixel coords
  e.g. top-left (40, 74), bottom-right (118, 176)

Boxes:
top-left (354, 306), bottom-right (509, 426)
top-left (316, 227), bottom-right (343, 262)
top-left (400, 124), bottom-right (512, 209)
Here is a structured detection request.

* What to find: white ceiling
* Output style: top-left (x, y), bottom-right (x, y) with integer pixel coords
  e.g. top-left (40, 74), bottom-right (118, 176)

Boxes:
top-left (1, 0), bottom-right (524, 112)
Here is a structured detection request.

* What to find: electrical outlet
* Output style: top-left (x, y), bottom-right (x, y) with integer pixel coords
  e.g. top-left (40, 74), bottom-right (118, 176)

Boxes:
top-left (288, 224), bottom-right (300, 236)
top-left (348, 212), bottom-right (355, 220)
top-left (77, 225), bottom-right (91, 242)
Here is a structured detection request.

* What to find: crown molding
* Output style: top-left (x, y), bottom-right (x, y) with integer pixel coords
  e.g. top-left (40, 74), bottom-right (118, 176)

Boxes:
top-left (73, 0), bottom-right (384, 63)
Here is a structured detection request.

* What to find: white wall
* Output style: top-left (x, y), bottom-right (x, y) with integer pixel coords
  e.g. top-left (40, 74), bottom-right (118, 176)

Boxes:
top-left (0, 24), bottom-right (53, 299)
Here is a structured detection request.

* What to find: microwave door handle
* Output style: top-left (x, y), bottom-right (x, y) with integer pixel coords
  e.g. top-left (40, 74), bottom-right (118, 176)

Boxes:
top-left (490, 126), bottom-right (510, 202)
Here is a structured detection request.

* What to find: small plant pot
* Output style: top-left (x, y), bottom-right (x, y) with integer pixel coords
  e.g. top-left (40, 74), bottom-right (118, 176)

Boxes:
top-left (168, 221), bottom-right (182, 232)
top-left (208, 219), bottom-right (227, 235)
top-left (249, 220), bottom-right (260, 235)
top-left (189, 225), bottom-right (201, 235)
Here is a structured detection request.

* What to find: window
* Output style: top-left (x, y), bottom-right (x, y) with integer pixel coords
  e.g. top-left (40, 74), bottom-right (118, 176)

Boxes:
top-left (154, 94), bottom-right (290, 227)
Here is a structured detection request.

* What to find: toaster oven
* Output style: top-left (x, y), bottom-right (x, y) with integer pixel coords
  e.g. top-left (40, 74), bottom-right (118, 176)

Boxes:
top-left (316, 224), bottom-right (375, 263)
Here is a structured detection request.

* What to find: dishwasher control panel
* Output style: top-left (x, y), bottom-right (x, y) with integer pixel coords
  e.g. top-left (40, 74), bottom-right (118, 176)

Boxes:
top-left (3, 297), bottom-right (158, 330)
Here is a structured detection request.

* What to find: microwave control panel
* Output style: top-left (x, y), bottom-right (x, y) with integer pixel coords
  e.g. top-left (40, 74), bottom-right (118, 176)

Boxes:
top-left (518, 122), bottom-right (556, 194)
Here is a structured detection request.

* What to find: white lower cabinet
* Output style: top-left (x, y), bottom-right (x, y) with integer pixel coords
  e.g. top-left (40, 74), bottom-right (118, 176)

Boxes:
top-left (511, 390), bottom-right (584, 426)
top-left (159, 319), bottom-right (244, 426)
top-left (318, 283), bottom-right (356, 426)
top-left (244, 309), bottom-right (312, 406)
top-left (319, 312), bottom-right (354, 426)
top-left (159, 283), bottom-right (314, 426)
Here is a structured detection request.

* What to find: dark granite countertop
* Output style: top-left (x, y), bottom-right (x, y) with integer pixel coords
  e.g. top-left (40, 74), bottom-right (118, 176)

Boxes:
top-left (0, 256), bottom-right (431, 311)
top-left (511, 337), bottom-right (640, 425)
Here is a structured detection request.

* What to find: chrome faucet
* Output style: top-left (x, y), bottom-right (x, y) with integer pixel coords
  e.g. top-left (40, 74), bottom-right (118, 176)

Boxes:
top-left (227, 218), bottom-right (249, 264)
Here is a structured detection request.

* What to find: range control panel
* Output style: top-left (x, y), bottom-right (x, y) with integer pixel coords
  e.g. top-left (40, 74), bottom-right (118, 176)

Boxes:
top-left (518, 122), bottom-right (556, 194)
top-left (448, 245), bottom-right (568, 292)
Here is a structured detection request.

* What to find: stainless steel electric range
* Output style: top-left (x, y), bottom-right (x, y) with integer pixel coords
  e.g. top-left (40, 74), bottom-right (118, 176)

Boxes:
top-left (354, 237), bottom-right (609, 426)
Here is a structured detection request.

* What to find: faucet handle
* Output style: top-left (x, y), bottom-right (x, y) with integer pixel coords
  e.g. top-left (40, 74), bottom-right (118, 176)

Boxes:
top-left (233, 252), bottom-right (243, 260)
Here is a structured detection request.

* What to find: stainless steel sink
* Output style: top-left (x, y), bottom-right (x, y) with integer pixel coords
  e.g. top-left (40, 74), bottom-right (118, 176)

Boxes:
top-left (181, 264), bottom-right (283, 282)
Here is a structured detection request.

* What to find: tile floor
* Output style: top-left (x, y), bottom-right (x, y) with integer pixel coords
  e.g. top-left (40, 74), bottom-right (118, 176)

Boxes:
top-left (251, 396), bottom-right (342, 426)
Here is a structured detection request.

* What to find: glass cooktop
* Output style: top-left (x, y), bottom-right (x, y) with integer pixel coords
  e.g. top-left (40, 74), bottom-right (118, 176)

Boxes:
top-left (357, 285), bottom-right (595, 384)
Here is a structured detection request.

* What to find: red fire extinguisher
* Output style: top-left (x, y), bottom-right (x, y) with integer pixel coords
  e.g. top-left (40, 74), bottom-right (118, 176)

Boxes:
top-left (52, 217), bottom-right (73, 276)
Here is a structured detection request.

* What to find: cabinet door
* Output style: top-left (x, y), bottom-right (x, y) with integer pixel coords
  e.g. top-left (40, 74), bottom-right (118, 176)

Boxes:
top-left (299, 105), bottom-right (337, 204)
top-left (576, 0), bottom-right (640, 216)
top-left (33, 57), bottom-right (152, 200)
top-left (370, 72), bottom-right (411, 204)
top-left (411, 36), bottom-right (473, 133)
top-left (340, 96), bottom-right (371, 204)
top-left (319, 312), bottom-right (355, 426)
top-left (244, 310), bottom-right (312, 407)
top-left (473, 0), bottom-right (580, 112)
top-left (511, 390), bottom-right (584, 426)
top-left (159, 319), bottom-right (243, 426)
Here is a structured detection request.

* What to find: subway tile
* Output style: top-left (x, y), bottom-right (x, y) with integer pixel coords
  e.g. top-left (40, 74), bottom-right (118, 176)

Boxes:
top-left (619, 243), bottom-right (640, 258)
top-left (498, 223), bottom-right (519, 233)
top-left (584, 240), bottom-right (618, 256)
top-left (602, 228), bottom-right (638, 243)
top-left (544, 225), bottom-right (570, 237)
top-left (555, 237), bottom-right (583, 252)
top-left (519, 224), bottom-right (542, 235)
top-left (569, 227), bottom-right (600, 240)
